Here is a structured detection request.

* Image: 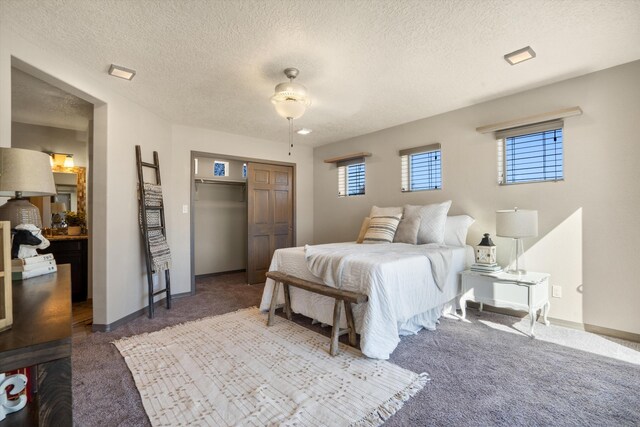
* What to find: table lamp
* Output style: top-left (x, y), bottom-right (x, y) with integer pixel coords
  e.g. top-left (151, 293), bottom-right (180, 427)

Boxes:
top-left (0, 148), bottom-right (56, 228)
top-left (496, 208), bottom-right (538, 275)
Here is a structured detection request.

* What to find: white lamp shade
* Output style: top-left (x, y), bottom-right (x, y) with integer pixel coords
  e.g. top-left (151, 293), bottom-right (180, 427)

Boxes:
top-left (496, 209), bottom-right (538, 238)
top-left (0, 148), bottom-right (56, 196)
top-left (271, 81), bottom-right (311, 119)
top-left (273, 100), bottom-right (307, 120)
top-left (51, 202), bottom-right (67, 214)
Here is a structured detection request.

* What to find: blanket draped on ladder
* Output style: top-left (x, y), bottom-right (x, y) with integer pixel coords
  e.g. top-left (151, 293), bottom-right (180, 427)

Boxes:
top-left (139, 182), bottom-right (171, 272)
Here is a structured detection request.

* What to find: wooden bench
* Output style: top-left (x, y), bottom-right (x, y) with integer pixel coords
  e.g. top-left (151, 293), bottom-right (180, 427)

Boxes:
top-left (265, 271), bottom-right (368, 356)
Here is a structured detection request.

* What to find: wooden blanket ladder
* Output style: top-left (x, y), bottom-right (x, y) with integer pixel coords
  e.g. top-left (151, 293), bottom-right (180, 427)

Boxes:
top-left (135, 145), bottom-right (171, 318)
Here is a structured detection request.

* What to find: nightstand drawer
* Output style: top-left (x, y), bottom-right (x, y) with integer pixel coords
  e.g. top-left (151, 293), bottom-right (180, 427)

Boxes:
top-left (467, 280), bottom-right (529, 308)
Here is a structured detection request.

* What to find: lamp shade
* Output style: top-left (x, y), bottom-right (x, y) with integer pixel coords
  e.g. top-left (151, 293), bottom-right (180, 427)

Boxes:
top-left (271, 81), bottom-right (311, 120)
top-left (51, 202), bottom-right (67, 214)
top-left (496, 209), bottom-right (538, 238)
top-left (0, 148), bottom-right (56, 197)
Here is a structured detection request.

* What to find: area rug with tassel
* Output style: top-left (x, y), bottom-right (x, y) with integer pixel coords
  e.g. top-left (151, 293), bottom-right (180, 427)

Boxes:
top-left (113, 307), bottom-right (428, 426)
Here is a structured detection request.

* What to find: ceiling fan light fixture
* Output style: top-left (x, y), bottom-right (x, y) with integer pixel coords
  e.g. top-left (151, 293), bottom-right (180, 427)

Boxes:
top-left (109, 64), bottom-right (136, 80)
top-left (504, 46), bottom-right (536, 65)
top-left (271, 68), bottom-right (311, 120)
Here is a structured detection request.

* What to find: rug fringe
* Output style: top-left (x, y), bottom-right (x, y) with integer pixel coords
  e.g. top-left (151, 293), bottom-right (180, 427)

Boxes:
top-left (350, 372), bottom-right (430, 427)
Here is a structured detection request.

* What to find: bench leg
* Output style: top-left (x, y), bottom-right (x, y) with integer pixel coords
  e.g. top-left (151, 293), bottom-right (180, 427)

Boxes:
top-left (267, 281), bottom-right (280, 326)
top-left (344, 301), bottom-right (357, 347)
top-left (282, 283), bottom-right (292, 320)
top-left (330, 299), bottom-right (343, 356)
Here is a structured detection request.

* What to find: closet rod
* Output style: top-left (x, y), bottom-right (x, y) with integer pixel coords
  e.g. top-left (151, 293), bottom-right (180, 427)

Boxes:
top-left (195, 178), bottom-right (246, 186)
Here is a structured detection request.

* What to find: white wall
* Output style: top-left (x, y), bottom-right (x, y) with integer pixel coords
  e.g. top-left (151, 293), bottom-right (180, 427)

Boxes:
top-left (313, 60), bottom-right (640, 335)
top-left (11, 122), bottom-right (89, 167)
top-left (194, 184), bottom-right (247, 275)
top-left (168, 125), bottom-right (315, 291)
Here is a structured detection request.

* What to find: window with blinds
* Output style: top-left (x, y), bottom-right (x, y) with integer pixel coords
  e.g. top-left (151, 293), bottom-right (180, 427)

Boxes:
top-left (338, 161), bottom-right (365, 197)
top-left (400, 143), bottom-right (442, 192)
top-left (497, 120), bottom-right (563, 184)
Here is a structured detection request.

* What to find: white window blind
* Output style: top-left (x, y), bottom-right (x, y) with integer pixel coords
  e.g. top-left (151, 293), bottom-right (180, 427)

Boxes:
top-left (399, 143), bottom-right (442, 192)
top-left (497, 120), bottom-right (563, 184)
top-left (338, 158), bottom-right (365, 197)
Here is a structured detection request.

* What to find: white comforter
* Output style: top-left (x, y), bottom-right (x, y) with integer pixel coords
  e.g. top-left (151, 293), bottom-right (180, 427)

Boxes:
top-left (260, 242), bottom-right (473, 359)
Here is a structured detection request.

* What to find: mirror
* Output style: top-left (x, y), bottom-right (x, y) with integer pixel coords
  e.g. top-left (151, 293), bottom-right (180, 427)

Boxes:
top-left (51, 165), bottom-right (86, 216)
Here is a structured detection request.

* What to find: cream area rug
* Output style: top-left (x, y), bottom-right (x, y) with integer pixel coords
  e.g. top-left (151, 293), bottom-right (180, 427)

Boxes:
top-left (113, 308), bottom-right (428, 426)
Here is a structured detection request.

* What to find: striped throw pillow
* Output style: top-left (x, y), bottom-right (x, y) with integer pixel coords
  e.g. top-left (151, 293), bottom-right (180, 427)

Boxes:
top-left (363, 214), bottom-right (402, 243)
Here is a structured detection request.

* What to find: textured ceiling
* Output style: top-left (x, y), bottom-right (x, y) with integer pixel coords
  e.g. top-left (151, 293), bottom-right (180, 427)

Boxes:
top-left (12, 68), bottom-right (93, 131)
top-left (2, 0), bottom-right (640, 146)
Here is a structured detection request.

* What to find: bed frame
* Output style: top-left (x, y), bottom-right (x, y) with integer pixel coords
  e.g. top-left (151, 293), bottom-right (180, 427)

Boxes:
top-left (266, 271), bottom-right (368, 356)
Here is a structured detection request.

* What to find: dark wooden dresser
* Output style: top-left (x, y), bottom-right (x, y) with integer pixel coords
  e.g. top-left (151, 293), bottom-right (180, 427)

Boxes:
top-left (0, 265), bottom-right (72, 426)
top-left (40, 235), bottom-right (88, 302)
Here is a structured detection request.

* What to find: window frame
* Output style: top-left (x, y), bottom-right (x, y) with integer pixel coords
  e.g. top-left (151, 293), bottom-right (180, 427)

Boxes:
top-left (213, 160), bottom-right (229, 177)
top-left (496, 120), bottom-right (564, 185)
top-left (399, 143), bottom-right (442, 192)
top-left (338, 158), bottom-right (366, 197)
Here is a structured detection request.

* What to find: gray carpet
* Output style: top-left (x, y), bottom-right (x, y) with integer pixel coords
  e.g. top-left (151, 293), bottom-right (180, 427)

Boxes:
top-left (72, 273), bottom-right (640, 426)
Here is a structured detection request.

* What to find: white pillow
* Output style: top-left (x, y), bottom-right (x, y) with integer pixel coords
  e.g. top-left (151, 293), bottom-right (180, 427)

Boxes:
top-left (404, 201), bottom-right (452, 244)
top-left (369, 206), bottom-right (403, 218)
top-left (443, 215), bottom-right (475, 247)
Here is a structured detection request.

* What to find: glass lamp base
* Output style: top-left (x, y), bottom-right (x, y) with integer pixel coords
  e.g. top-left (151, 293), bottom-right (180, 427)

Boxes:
top-left (0, 198), bottom-right (43, 229)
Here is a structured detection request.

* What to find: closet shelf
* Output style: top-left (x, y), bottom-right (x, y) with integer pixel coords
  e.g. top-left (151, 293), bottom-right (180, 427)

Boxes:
top-left (195, 178), bottom-right (247, 186)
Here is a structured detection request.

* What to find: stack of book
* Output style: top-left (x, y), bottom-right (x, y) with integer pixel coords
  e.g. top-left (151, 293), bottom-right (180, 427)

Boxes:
top-left (470, 263), bottom-right (502, 273)
top-left (11, 253), bottom-right (57, 280)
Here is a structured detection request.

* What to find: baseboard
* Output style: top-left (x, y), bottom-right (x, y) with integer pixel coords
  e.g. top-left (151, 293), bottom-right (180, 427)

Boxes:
top-left (195, 269), bottom-right (246, 279)
top-left (465, 302), bottom-right (640, 343)
top-left (92, 291), bottom-right (191, 332)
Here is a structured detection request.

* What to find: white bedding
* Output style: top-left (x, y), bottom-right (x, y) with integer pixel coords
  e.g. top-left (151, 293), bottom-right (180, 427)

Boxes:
top-left (260, 242), bottom-right (474, 359)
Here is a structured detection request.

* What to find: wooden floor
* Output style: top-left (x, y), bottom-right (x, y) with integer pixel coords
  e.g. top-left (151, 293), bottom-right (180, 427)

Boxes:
top-left (72, 299), bottom-right (93, 338)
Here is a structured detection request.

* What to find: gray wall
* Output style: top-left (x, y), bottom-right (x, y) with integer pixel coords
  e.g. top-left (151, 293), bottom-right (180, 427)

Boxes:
top-left (313, 60), bottom-right (640, 336)
top-left (194, 183), bottom-right (247, 275)
top-left (11, 121), bottom-right (89, 166)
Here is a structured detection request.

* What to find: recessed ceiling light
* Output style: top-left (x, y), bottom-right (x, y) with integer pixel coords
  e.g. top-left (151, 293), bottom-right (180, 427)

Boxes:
top-left (504, 46), bottom-right (536, 65)
top-left (296, 128), bottom-right (312, 135)
top-left (108, 64), bottom-right (136, 80)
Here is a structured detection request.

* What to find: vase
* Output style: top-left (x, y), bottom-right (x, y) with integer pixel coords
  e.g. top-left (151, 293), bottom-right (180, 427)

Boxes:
top-left (67, 226), bottom-right (82, 236)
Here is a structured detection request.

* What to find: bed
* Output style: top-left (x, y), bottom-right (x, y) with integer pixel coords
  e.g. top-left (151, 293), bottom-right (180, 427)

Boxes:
top-left (259, 241), bottom-right (474, 359)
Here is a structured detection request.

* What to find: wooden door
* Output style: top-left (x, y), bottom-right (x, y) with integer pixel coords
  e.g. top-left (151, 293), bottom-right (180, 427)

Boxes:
top-left (247, 163), bottom-right (294, 284)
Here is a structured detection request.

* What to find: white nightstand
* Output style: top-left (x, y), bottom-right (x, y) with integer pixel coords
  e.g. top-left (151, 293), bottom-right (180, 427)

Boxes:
top-left (460, 270), bottom-right (551, 337)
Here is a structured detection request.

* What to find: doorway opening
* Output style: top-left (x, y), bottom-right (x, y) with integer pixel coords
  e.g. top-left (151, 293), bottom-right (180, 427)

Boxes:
top-left (10, 57), bottom-right (105, 334)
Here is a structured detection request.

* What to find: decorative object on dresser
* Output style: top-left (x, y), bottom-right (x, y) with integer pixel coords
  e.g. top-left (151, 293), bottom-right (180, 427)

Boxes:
top-left (64, 210), bottom-right (86, 236)
top-left (11, 253), bottom-right (57, 281)
top-left (0, 147), bottom-right (56, 228)
top-left (0, 372), bottom-right (28, 421)
top-left (50, 201), bottom-right (67, 229)
top-left (460, 270), bottom-right (550, 337)
top-left (471, 233), bottom-right (501, 272)
top-left (0, 221), bottom-right (12, 332)
top-left (496, 207), bottom-right (538, 276)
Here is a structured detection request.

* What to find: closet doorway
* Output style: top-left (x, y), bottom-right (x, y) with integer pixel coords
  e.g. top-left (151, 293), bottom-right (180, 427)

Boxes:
top-left (190, 152), bottom-right (295, 290)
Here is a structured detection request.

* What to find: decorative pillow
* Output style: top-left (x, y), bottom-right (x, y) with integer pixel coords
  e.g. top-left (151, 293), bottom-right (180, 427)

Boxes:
top-left (369, 206), bottom-right (403, 218)
top-left (393, 215), bottom-right (421, 244)
top-left (443, 215), bottom-right (475, 247)
top-left (363, 214), bottom-right (402, 244)
top-left (356, 217), bottom-right (371, 243)
top-left (404, 201), bottom-right (452, 244)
